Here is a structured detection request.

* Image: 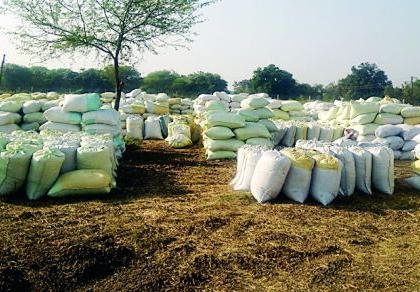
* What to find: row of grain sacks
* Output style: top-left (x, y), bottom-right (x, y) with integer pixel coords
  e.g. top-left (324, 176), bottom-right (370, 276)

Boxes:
top-left (0, 92), bottom-right (61, 132)
top-left (231, 141), bottom-right (395, 205)
top-left (42, 93), bottom-right (122, 136)
top-left (0, 130), bottom-right (120, 200)
top-left (373, 124), bottom-right (420, 160)
top-left (194, 92), bottom-right (248, 115)
top-left (200, 96), bottom-right (279, 159)
top-left (271, 121), bottom-right (345, 148)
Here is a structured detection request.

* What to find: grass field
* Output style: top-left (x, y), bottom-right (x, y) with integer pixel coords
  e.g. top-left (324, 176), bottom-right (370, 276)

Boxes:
top-left (0, 141), bottom-right (419, 291)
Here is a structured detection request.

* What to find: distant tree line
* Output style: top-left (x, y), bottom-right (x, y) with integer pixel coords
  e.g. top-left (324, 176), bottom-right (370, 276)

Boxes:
top-left (234, 63), bottom-right (420, 105)
top-left (0, 62), bottom-right (418, 104)
top-left (0, 64), bottom-right (142, 93)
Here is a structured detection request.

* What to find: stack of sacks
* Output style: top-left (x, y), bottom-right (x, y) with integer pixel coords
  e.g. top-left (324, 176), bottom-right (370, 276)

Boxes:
top-left (166, 116), bottom-right (193, 148)
top-left (168, 98), bottom-right (194, 115)
top-left (202, 103), bottom-right (246, 160)
top-left (304, 101), bottom-right (335, 120)
top-left (21, 100), bottom-right (48, 131)
top-left (228, 93), bottom-right (248, 113)
top-left (100, 92), bottom-right (117, 108)
top-left (145, 93), bottom-right (170, 116)
top-left (348, 102), bottom-right (380, 142)
top-left (42, 93), bottom-right (101, 133)
top-left (267, 99), bottom-right (290, 121)
top-left (193, 94), bottom-right (220, 116)
top-left (373, 125), bottom-right (409, 160)
top-left (237, 95), bottom-right (276, 148)
top-left (42, 93), bottom-right (122, 139)
top-left (280, 100), bottom-right (312, 121)
top-left (272, 121), bottom-right (344, 147)
top-left (0, 130), bottom-right (118, 200)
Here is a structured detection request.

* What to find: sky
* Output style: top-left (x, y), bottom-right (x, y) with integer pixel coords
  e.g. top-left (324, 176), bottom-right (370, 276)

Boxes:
top-left (0, 0), bottom-right (419, 87)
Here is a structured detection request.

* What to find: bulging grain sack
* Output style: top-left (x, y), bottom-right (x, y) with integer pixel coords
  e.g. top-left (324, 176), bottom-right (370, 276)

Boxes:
top-left (404, 176), bottom-right (420, 190)
top-left (83, 124), bottom-right (120, 136)
top-left (271, 109), bottom-right (290, 120)
top-left (206, 112), bottom-right (246, 129)
top-left (250, 151), bottom-right (291, 203)
top-left (280, 148), bottom-right (314, 203)
top-left (364, 146), bottom-right (394, 195)
top-left (230, 146), bottom-right (248, 187)
top-left (351, 112), bottom-right (377, 125)
top-left (319, 127), bottom-right (334, 142)
top-left (329, 146), bottom-right (356, 196)
top-left (234, 122), bottom-right (271, 141)
top-left (126, 116), bottom-right (144, 140)
top-left (0, 149), bottom-right (32, 196)
top-left (350, 102), bottom-right (379, 119)
top-left (375, 125), bottom-right (402, 138)
top-left (401, 107), bottom-right (420, 118)
top-left (62, 93), bottom-right (102, 113)
top-left (205, 138), bottom-right (244, 152)
top-left (26, 148), bottom-right (65, 200)
top-left (307, 123), bottom-right (321, 141)
top-left (204, 127), bottom-right (235, 140)
top-left (144, 116), bottom-right (164, 140)
top-left (246, 137), bottom-right (274, 148)
top-left (237, 109), bottom-right (259, 122)
top-left (23, 112), bottom-right (46, 124)
top-left (207, 150), bottom-right (236, 160)
top-left (47, 169), bottom-right (112, 197)
top-left (22, 100), bottom-right (43, 114)
top-left (82, 109), bottom-right (120, 126)
top-left (0, 112), bottom-right (21, 126)
top-left (77, 145), bottom-right (114, 180)
top-left (347, 147), bottom-right (372, 195)
top-left (281, 125), bottom-right (296, 147)
top-left (240, 97), bottom-right (270, 109)
top-left (253, 107), bottom-right (274, 119)
top-left (374, 113), bottom-right (403, 125)
top-left (44, 106), bottom-right (82, 125)
top-left (310, 154), bottom-right (342, 205)
top-left (281, 100), bottom-right (303, 112)
top-left (233, 147), bottom-right (266, 191)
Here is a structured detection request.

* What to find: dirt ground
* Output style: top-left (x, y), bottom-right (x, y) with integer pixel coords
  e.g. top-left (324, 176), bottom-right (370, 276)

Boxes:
top-left (0, 140), bottom-right (419, 291)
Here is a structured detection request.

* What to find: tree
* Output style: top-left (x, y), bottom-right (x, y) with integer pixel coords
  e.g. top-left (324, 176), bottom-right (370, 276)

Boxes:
top-left (338, 62), bottom-right (392, 100)
top-left (323, 83), bottom-right (340, 101)
top-left (5, 0), bottom-right (215, 109)
top-left (141, 70), bottom-right (180, 94)
top-left (249, 64), bottom-right (297, 99)
top-left (402, 79), bottom-right (420, 105)
top-left (186, 72), bottom-right (227, 95)
top-left (233, 79), bottom-right (252, 94)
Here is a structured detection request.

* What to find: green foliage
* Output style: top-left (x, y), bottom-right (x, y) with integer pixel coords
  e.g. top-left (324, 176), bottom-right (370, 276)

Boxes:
top-left (140, 71), bottom-right (227, 97)
top-left (402, 79), bottom-right (420, 105)
top-left (5, 0), bottom-right (215, 109)
top-left (337, 62), bottom-right (392, 100)
top-left (0, 63), bottom-right (141, 93)
top-left (233, 80), bottom-right (252, 94)
top-left (249, 64), bottom-right (297, 98)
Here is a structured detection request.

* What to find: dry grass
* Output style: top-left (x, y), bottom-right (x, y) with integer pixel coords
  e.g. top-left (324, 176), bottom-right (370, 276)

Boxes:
top-left (0, 141), bottom-right (419, 291)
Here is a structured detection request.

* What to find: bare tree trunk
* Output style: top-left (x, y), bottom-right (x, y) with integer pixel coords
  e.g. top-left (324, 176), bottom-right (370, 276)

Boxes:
top-left (113, 57), bottom-right (123, 111)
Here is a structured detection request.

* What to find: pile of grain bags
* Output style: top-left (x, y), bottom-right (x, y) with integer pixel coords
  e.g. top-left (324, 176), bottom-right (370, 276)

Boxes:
top-left (203, 107), bottom-right (246, 160)
top-left (168, 97), bottom-right (194, 115)
top-left (0, 130), bottom-right (118, 200)
top-left (279, 100), bottom-right (312, 121)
